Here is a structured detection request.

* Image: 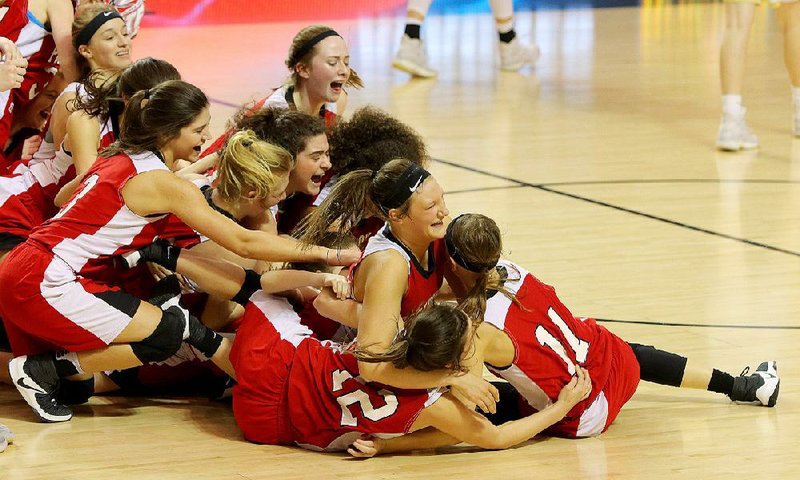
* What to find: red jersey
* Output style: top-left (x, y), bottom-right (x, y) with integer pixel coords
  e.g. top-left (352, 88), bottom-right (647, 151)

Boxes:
top-left (27, 150), bottom-right (173, 276)
top-left (484, 260), bottom-right (639, 437)
top-left (200, 84), bottom-right (337, 160)
top-left (230, 291), bottom-right (443, 449)
top-left (0, 0), bottom-right (28, 41)
top-left (0, 86), bottom-right (117, 240)
top-left (358, 225), bottom-right (447, 316)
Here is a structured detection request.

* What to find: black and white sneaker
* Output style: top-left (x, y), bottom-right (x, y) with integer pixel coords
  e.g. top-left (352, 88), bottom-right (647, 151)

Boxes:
top-left (730, 361), bottom-right (780, 407)
top-left (8, 355), bottom-right (73, 422)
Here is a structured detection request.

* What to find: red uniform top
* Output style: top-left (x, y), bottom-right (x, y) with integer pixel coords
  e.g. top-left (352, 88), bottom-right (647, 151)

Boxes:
top-left (230, 291), bottom-right (443, 449)
top-left (357, 225), bottom-right (447, 316)
top-left (28, 150), bottom-right (173, 276)
top-left (0, 0), bottom-right (29, 41)
top-left (0, 92), bottom-right (118, 240)
top-left (484, 260), bottom-right (638, 437)
top-left (199, 85), bottom-right (338, 161)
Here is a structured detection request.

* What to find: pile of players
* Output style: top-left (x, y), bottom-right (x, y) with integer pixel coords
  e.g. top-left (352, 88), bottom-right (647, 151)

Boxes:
top-left (0, 2), bottom-right (779, 457)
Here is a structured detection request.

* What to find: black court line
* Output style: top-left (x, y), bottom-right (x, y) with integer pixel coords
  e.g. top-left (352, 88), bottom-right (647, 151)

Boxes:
top-left (432, 157), bottom-right (800, 258)
top-left (446, 185), bottom-right (526, 195)
top-left (596, 318), bottom-right (800, 330)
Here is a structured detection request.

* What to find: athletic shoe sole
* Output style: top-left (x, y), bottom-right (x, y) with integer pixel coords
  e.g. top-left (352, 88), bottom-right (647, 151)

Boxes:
top-left (8, 357), bottom-right (72, 423)
top-left (392, 59), bottom-right (437, 78)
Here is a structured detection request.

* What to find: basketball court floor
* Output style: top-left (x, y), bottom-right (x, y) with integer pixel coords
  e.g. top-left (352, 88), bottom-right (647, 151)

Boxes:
top-left (1, 1), bottom-right (798, 478)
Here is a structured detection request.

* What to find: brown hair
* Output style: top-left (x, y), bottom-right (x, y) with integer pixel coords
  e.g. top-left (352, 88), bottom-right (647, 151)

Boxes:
top-left (102, 80), bottom-right (208, 158)
top-left (295, 158), bottom-right (420, 246)
top-left (215, 129), bottom-right (295, 206)
top-left (354, 303), bottom-right (472, 373)
top-left (447, 214), bottom-right (522, 320)
top-left (233, 107), bottom-right (325, 158)
top-left (285, 24), bottom-right (364, 89)
top-left (327, 105), bottom-right (428, 173)
top-left (73, 57), bottom-right (181, 120)
top-left (72, 3), bottom-right (119, 78)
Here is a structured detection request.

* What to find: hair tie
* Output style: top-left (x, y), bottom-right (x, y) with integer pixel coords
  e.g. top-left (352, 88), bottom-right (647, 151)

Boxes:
top-left (143, 89), bottom-right (150, 100)
top-left (290, 29), bottom-right (341, 67)
top-left (242, 139), bottom-right (253, 147)
top-left (445, 214), bottom-right (499, 273)
top-left (75, 10), bottom-right (124, 47)
top-left (378, 163), bottom-right (430, 214)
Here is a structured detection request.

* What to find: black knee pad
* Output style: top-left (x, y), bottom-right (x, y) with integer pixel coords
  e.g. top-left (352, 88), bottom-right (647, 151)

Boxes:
top-left (629, 343), bottom-right (688, 387)
top-left (131, 306), bottom-right (185, 363)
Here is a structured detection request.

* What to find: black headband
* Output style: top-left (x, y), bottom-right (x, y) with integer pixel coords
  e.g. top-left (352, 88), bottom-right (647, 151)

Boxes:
top-left (445, 215), bottom-right (499, 273)
top-left (379, 163), bottom-right (430, 213)
top-left (76, 11), bottom-right (124, 47)
top-left (290, 29), bottom-right (341, 66)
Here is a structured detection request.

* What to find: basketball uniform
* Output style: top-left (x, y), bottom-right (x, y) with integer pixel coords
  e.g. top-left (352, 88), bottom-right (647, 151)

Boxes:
top-left (0, 83), bottom-right (117, 249)
top-left (356, 224), bottom-right (447, 316)
top-left (0, 151), bottom-right (177, 356)
top-left (484, 260), bottom-right (640, 438)
top-left (230, 290), bottom-right (443, 449)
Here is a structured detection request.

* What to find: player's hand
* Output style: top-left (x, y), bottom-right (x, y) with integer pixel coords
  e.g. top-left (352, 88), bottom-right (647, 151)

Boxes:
top-left (450, 373), bottom-right (500, 414)
top-left (324, 246), bottom-right (361, 266)
top-left (322, 274), bottom-right (352, 300)
top-left (557, 366), bottom-right (592, 408)
top-left (0, 57), bottom-right (26, 91)
top-left (20, 135), bottom-right (42, 160)
top-left (0, 37), bottom-right (24, 62)
top-left (346, 435), bottom-right (384, 458)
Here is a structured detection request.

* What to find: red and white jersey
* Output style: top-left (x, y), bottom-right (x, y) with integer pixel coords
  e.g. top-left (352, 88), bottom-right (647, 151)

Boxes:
top-left (484, 259), bottom-right (638, 437)
top-left (358, 225), bottom-right (447, 316)
top-left (15, 9), bottom-right (57, 100)
top-left (0, 1), bottom-right (29, 42)
top-left (231, 291), bottom-right (443, 449)
top-left (0, 83), bottom-right (117, 238)
top-left (27, 151), bottom-right (171, 276)
top-left (263, 85), bottom-right (338, 128)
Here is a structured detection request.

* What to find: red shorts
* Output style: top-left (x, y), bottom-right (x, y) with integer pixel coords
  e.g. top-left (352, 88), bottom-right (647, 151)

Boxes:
top-left (230, 296), bottom-right (310, 445)
top-left (0, 242), bottom-right (141, 356)
top-left (546, 334), bottom-right (640, 438)
top-left (0, 172), bottom-right (57, 241)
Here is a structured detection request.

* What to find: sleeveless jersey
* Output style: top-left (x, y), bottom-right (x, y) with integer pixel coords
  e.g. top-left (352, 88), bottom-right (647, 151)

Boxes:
top-left (230, 291), bottom-right (443, 449)
top-left (484, 259), bottom-right (623, 437)
top-left (0, 83), bottom-right (117, 239)
top-left (27, 150), bottom-right (171, 275)
top-left (358, 225), bottom-right (446, 316)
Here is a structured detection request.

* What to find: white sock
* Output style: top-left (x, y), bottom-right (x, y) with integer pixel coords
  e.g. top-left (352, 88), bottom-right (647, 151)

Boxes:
top-left (722, 95), bottom-right (743, 116)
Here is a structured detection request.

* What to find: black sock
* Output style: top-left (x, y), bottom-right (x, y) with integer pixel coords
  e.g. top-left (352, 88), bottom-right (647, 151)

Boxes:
top-left (404, 24), bottom-right (421, 40)
top-left (707, 369), bottom-right (735, 395)
top-left (57, 377), bottom-right (95, 405)
top-left (499, 29), bottom-right (516, 44)
top-left (53, 352), bottom-right (80, 378)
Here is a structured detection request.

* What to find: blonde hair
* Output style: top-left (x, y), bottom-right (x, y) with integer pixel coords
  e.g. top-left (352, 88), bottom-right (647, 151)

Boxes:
top-left (215, 130), bottom-right (295, 204)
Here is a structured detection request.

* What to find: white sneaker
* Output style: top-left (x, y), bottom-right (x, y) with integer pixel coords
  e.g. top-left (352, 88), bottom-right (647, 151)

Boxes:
top-left (499, 38), bottom-right (540, 71)
top-left (716, 109), bottom-right (759, 151)
top-left (0, 423), bottom-right (13, 453)
top-left (392, 35), bottom-right (437, 78)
